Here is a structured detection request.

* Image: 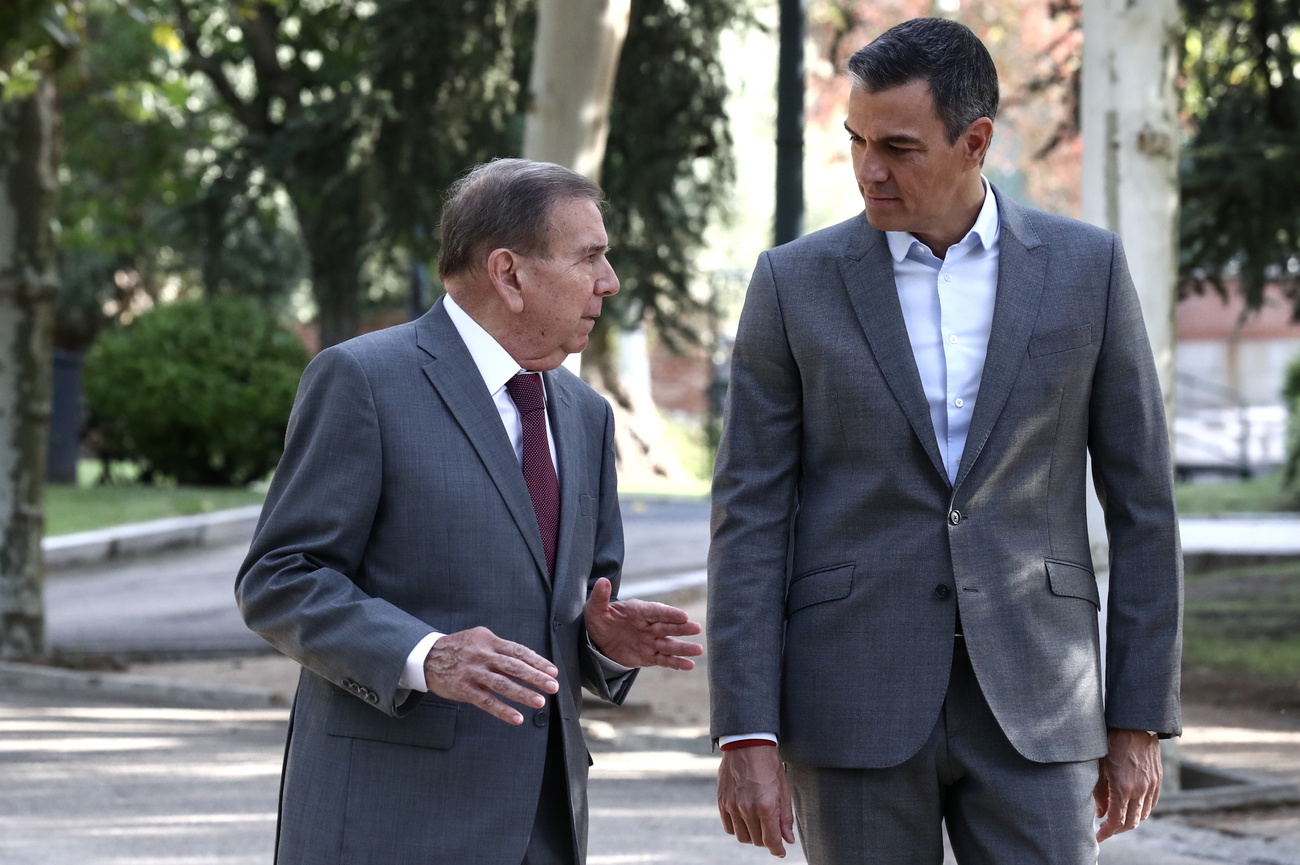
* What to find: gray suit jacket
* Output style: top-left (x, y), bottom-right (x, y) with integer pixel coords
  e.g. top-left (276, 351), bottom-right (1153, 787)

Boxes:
top-left (708, 189), bottom-right (1182, 768)
top-left (237, 299), bottom-right (631, 864)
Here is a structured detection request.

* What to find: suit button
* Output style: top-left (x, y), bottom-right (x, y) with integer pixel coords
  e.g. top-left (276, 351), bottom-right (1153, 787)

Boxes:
top-left (949, 510), bottom-right (961, 526)
top-left (934, 584), bottom-right (952, 600)
top-left (533, 710), bottom-right (549, 727)
top-left (366, 693), bottom-right (379, 705)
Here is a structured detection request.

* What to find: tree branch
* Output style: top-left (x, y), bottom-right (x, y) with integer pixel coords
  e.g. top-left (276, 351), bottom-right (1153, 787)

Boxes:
top-left (172, 0), bottom-right (269, 133)
top-left (239, 2), bottom-right (301, 122)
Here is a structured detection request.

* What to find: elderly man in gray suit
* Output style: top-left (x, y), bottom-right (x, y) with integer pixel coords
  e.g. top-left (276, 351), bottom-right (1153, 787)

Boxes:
top-left (708, 18), bottom-right (1182, 865)
top-left (237, 158), bottom-right (702, 865)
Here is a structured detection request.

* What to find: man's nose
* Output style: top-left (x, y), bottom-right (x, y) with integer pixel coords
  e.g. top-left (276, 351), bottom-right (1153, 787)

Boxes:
top-left (857, 151), bottom-right (888, 184)
top-left (598, 260), bottom-right (620, 297)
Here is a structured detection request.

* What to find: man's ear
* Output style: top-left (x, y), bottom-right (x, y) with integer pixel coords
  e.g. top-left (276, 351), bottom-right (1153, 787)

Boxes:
top-left (487, 248), bottom-right (525, 314)
top-left (962, 117), bottom-right (994, 169)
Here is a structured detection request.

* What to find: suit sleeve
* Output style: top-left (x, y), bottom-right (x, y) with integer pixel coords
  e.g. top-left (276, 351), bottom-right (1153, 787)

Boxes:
top-left (580, 397), bottom-right (638, 704)
top-left (1088, 234), bottom-right (1183, 737)
top-left (707, 251), bottom-right (803, 740)
top-left (235, 345), bottom-right (434, 717)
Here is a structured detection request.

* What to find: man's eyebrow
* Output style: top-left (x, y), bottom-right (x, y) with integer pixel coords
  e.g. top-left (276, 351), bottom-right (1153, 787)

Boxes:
top-left (841, 120), bottom-right (923, 146)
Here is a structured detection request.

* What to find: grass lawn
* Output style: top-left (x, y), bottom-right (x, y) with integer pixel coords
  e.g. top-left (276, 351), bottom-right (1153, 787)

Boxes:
top-left (1182, 557), bottom-right (1300, 712)
top-left (45, 484), bottom-right (266, 536)
top-left (1176, 473), bottom-right (1300, 515)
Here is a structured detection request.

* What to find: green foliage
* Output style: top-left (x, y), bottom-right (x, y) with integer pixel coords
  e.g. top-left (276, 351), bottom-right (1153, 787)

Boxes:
top-left (1285, 351), bottom-right (1300, 488)
top-left (83, 297), bottom-right (308, 486)
top-left (1178, 0), bottom-right (1300, 313)
top-left (1176, 473), bottom-right (1300, 513)
top-left (601, 0), bottom-right (746, 343)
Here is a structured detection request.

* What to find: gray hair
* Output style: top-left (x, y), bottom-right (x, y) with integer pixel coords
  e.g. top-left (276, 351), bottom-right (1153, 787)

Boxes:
top-left (847, 18), bottom-right (999, 145)
top-left (437, 158), bottom-right (604, 281)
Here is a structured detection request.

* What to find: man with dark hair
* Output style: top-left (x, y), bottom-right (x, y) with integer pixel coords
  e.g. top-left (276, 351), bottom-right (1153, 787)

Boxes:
top-left (238, 158), bottom-right (703, 865)
top-left (709, 18), bottom-right (1181, 864)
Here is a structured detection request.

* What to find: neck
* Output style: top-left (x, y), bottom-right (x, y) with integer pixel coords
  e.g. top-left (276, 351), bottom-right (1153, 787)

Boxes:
top-left (914, 176), bottom-right (987, 260)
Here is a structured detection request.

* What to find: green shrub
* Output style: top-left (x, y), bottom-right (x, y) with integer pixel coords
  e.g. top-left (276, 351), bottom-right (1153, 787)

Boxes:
top-left (83, 297), bottom-right (308, 486)
top-left (1286, 352), bottom-right (1300, 490)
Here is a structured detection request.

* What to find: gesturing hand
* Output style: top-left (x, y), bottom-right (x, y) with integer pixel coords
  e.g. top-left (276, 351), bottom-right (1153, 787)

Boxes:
top-left (423, 626), bottom-right (559, 725)
top-left (718, 745), bottom-right (796, 858)
top-left (583, 577), bottom-right (703, 669)
top-left (1094, 728), bottom-right (1163, 842)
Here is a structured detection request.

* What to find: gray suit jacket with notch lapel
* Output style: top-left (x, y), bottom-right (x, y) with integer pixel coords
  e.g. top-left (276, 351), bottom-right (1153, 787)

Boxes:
top-left (708, 186), bottom-right (1182, 768)
top-left (236, 298), bottom-right (632, 864)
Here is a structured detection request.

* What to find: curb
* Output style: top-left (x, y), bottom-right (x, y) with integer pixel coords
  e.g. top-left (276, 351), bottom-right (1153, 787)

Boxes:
top-left (42, 505), bottom-right (263, 572)
top-left (0, 660), bottom-right (288, 710)
top-left (1156, 762), bottom-right (1300, 814)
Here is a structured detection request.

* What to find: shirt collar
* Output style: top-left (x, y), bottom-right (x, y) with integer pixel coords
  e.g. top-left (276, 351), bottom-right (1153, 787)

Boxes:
top-left (442, 293), bottom-right (527, 395)
top-left (884, 176), bottom-right (1000, 263)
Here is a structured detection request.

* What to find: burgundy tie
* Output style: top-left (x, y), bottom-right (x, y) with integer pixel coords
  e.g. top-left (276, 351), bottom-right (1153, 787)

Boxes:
top-left (505, 372), bottom-right (559, 576)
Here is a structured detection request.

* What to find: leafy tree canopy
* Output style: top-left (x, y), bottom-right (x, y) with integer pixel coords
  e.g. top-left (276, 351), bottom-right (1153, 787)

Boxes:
top-left (1178, 0), bottom-right (1300, 314)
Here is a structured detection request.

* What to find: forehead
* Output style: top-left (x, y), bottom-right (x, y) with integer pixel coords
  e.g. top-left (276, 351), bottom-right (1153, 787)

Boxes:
top-left (846, 80), bottom-right (943, 138)
top-left (545, 198), bottom-right (608, 253)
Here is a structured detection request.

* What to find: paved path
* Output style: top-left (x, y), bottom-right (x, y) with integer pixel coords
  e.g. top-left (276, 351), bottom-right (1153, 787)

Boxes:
top-left (4, 682), bottom-right (1297, 865)
top-left (44, 498), bottom-right (710, 656)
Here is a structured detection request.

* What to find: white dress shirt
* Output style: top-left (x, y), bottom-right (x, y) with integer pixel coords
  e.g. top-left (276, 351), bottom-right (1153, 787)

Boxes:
top-left (399, 294), bottom-right (560, 691)
top-left (886, 177), bottom-right (1000, 484)
top-left (399, 295), bottom-right (629, 693)
top-left (719, 180), bottom-right (1001, 748)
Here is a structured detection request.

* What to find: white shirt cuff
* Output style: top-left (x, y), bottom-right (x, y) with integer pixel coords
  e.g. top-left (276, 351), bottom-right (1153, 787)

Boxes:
top-left (398, 631), bottom-right (444, 692)
top-left (719, 733), bottom-right (779, 747)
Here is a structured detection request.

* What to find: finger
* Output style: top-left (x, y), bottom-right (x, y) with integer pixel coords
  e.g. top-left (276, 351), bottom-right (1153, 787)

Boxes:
top-left (719, 807), bottom-right (736, 837)
top-left (469, 689), bottom-right (526, 726)
top-left (658, 636), bottom-right (705, 656)
top-left (479, 671), bottom-right (551, 709)
top-left (781, 784), bottom-right (796, 844)
top-left (758, 813), bottom-right (788, 857)
top-left (496, 638), bottom-right (560, 679)
top-left (588, 577), bottom-right (613, 610)
top-left (490, 653), bottom-right (560, 694)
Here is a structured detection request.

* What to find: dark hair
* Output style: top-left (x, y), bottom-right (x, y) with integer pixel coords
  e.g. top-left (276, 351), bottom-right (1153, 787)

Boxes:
top-left (847, 18), bottom-right (999, 145)
top-left (437, 158), bottom-right (604, 280)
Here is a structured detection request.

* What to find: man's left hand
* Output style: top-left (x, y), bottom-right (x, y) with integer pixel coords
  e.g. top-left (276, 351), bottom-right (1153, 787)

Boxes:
top-left (584, 577), bottom-right (703, 669)
top-left (1094, 728), bottom-right (1163, 842)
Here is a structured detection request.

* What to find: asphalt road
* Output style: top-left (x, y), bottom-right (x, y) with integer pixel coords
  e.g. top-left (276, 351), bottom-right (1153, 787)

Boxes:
top-left (44, 497), bottom-right (710, 657)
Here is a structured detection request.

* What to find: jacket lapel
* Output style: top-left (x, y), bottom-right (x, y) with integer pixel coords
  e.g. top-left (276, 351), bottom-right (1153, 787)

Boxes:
top-left (837, 216), bottom-right (948, 482)
top-left (415, 301), bottom-right (551, 580)
top-left (953, 189), bottom-right (1047, 489)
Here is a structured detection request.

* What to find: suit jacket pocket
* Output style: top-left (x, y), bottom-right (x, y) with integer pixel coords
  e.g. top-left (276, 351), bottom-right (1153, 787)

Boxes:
top-left (1029, 324), bottom-right (1093, 357)
top-left (327, 692), bottom-right (459, 750)
top-left (1046, 559), bottom-right (1101, 609)
top-left (786, 563), bottom-right (854, 615)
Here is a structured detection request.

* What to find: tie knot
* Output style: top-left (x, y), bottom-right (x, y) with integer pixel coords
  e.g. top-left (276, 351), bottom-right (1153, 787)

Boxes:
top-left (506, 372), bottom-right (546, 413)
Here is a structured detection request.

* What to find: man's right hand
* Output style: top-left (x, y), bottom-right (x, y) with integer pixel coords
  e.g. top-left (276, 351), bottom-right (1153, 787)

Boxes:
top-left (423, 626), bottom-right (559, 725)
top-left (717, 745), bottom-right (796, 858)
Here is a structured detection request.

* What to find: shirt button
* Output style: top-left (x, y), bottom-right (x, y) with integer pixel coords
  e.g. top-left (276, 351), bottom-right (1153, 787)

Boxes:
top-left (949, 510), bottom-right (962, 526)
top-left (954, 397), bottom-right (964, 408)
top-left (943, 274), bottom-right (952, 282)
top-left (949, 334), bottom-right (959, 344)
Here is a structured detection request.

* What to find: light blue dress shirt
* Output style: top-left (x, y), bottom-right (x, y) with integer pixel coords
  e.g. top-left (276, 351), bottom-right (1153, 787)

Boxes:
top-left (885, 180), bottom-right (1001, 485)
top-left (718, 182), bottom-right (1003, 749)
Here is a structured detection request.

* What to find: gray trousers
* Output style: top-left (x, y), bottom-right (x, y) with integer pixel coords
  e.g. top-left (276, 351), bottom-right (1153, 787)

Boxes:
top-left (786, 639), bottom-right (1099, 865)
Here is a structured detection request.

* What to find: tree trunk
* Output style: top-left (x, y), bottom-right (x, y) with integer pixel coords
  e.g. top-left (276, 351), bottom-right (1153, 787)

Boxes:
top-left (1080, 0), bottom-right (1182, 786)
top-left (525, 0), bottom-right (693, 486)
top-left (0, 77), bottom-right (59, 660)
top-left (524, 0), bottom-right (630, 181)
top-left (286, 162), bottom-right (365, 351)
